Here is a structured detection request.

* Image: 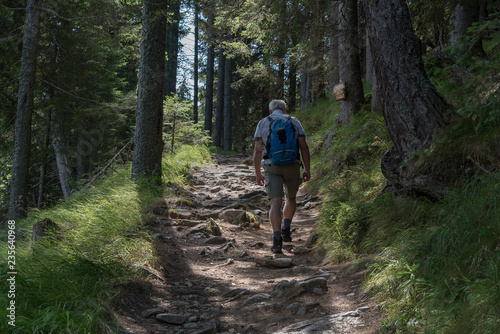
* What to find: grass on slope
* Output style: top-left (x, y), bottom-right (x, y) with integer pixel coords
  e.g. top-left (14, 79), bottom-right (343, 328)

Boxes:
top-left (299, 57), bottom-right (499, 333)
top-left (0, 144), bottom-right (210, 333)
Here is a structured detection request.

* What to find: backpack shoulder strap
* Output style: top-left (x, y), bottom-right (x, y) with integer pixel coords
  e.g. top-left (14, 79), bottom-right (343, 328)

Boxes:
top-left (264, 116), bottom-right (274, 159)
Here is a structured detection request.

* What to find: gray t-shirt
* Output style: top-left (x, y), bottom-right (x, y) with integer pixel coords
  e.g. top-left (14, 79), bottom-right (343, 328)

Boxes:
top-left (253, 110), bottom-right (306, 162)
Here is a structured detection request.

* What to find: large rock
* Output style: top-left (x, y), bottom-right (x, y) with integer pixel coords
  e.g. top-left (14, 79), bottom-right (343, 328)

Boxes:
top-left (273, 277), bottom-right (328, 298)
top-left (273, 280), bottom-right (301, 298)
top-left (219, 209), bottom-right (246, 224)
top-left (298, 277), bottom-right (328, 293)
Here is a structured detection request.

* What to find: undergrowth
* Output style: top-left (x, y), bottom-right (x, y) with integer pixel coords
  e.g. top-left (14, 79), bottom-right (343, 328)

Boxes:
top-left (0, 144), bottom-right (210, 333)
top-left (304, 11), bottom-right (499, 333)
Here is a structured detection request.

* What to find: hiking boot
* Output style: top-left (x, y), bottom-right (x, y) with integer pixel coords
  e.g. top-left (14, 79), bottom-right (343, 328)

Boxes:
top-left (271, 237), bottom-right (283, 254)
top-left (282, 228), bottom-right (292, 242)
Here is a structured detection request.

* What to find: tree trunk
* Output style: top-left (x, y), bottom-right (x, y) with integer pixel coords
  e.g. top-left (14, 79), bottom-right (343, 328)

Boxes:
top-left (204, 9), bottom-right (215, 134)
top-left (309, 1), bottom-right (327, 105)
top-left (37, 110), bottom-right (51, 208)
top-left (76, 125), bottom-right (89, 182)
top-left (287, 0), bottom-right (299, 112)
top-left (132, 0), bottom-right (167, 180)
top-left (288, 63), bottom-right (297, 112)
top-left (213, 48), bottom-right (225, 148)
top-left (223, 54), bottom-right (232, 151)
top-left (337, 0), bottom-right (364, 125)
top-left (52, 135), bottom-right (73, 199)
top-left (164, 0), bottom-right (180, 97)
top-left (450, 2), bottom-right (480, 46)
top-left (300, 68), bottom-right (311, 110)
top-left (363, 0), bottom-right (454, 198)
top-left (450, 1), bottom-right (484, 59)
top-left (8, 0), bottom-right (41, 219)
top-left (366, 22), bottom-right (382, 114)
top-left (365, 26), bottom-right (373, 85)
top-left (328, 1), bottom-right (340, 98)
top-left (193, 3), bottom-right (199, 123)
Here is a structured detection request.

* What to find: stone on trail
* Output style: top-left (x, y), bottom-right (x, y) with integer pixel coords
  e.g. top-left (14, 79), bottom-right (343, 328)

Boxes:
top-left (204, 218), bottom-right (222, 236)
top-left (203, 236), bottom-right (227, 245)
top-left (273, 280), bottom-right (301, 298)
top-left (296, 301), bottom-right (320, 315)
top-left (221, 287), bottom-right (250, 298)
top-left (191, 323), bottom-right (219, 334)
top-left (155, 313), bottom-right (188, 325)
top-left (141, 308), bottom-right (165, 318)
top-left (298, 277), bottom-right (328, 293)
top-left (357, 306), bottom-right (370, 312)
top-left (242, 293), bottom-right (271, 307)
top-left (271, 310), bottom-right (363, 334)
top-left (218, 209), bottom-right (248, 225)
top-left (255, 257), bottom-right (293, 268)
top-left (305, 232), bottom-right (319, 246)
top-left (170, 208), bottom-right (194, 219)
top-left (286, 302), bottom-right (302, 314)
top-left (273, 277), bottom-right (328, 298)
top-left (210, 186), bottom-right (222, 193)
top-left (290, 246), bottom-right (310, 254)
top-left (176, 219), bottom-right (203, 227)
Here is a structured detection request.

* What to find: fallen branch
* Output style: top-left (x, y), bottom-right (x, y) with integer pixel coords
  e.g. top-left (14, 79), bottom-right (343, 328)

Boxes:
top-left (85, 138), bottom-right (134, 187)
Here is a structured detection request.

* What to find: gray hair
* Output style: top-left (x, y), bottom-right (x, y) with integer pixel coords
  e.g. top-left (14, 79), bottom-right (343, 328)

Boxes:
top-left (269, 99), bottom-right (287, 111)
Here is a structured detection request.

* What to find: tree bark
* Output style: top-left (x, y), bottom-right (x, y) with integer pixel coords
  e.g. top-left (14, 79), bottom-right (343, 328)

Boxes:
top-left (300, 68), bottom-right (311, 110)
top-left (287, 0), bottom-right (299, 112)
top-left (450, 1), bottom-right (484, 59)
top-left (337, 0), bottom-right (364, 125)
top-left (223, 53), bottom-right (232, 151)
top-left (288, 63), bottom-right (297, 112)
top-left (213, 48), bottom-right (225, 148)
top-left (363, 0), bottom-right (454, 197)
top-left (328, 1), bottom-right (340, 98)
top-left (450, 1), bottom-right (480, 46)
top-left (52, 135), bottom-right (73, 199)
top-left (193, 3), bottom-right (199, 123)
top-left (366, 23), bottom-right (382, 114)
top-left (164, 0), bottom-right (181, 97)
top-left (37, 110), bottom-right (51, 208)
top-left (204, 9), bottom-right (215, 134)
top-left (8, 0), bottom-right (41, 219)
top-left (132, 0), bottom-right (167, 180)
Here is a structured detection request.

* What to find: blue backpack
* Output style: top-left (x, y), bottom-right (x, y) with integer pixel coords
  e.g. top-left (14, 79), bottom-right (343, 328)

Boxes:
top-left (265, 115), bottom-right (299, 165)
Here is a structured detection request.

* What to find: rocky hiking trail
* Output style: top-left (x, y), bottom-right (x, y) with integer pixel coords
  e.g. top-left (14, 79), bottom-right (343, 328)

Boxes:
top-left (116, 154), bottom-right (381, 334)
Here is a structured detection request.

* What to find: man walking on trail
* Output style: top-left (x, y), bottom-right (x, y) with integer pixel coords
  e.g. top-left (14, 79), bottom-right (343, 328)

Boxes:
top-left (253, 99), bottom-right (311, 254)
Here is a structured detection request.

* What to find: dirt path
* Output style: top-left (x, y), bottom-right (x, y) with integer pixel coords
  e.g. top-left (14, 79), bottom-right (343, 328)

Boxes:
top-left (115, 154), bottom-right (381, 334)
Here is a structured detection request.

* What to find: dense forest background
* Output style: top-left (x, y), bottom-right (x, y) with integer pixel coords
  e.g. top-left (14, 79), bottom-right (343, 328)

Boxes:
top-left (1, 0), bottom-right (499, 332)
top-left (1, 0), bottom-right (499, 217)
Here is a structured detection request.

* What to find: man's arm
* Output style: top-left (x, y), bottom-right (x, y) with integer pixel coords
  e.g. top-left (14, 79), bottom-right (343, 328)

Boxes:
top-left (253, 139), bottom-right (265, 186)
top-left (298, 137), bottom-right (311, 182)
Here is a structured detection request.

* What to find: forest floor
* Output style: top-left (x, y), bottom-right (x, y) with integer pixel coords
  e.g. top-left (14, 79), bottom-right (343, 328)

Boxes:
top-left (114, 154), bottom-right (382, 334)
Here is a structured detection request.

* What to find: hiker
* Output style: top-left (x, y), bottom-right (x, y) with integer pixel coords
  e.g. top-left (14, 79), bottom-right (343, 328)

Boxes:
top-left (253, 99), bottom-right (311, 254)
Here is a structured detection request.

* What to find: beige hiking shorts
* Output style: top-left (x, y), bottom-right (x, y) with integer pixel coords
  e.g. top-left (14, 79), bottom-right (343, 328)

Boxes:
top-left (263, 161), bottom-right (302, 199)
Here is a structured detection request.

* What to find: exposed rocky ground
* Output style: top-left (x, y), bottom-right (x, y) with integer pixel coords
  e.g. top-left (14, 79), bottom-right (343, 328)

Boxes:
top-left (115, 154), bottom-right (381, 334)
